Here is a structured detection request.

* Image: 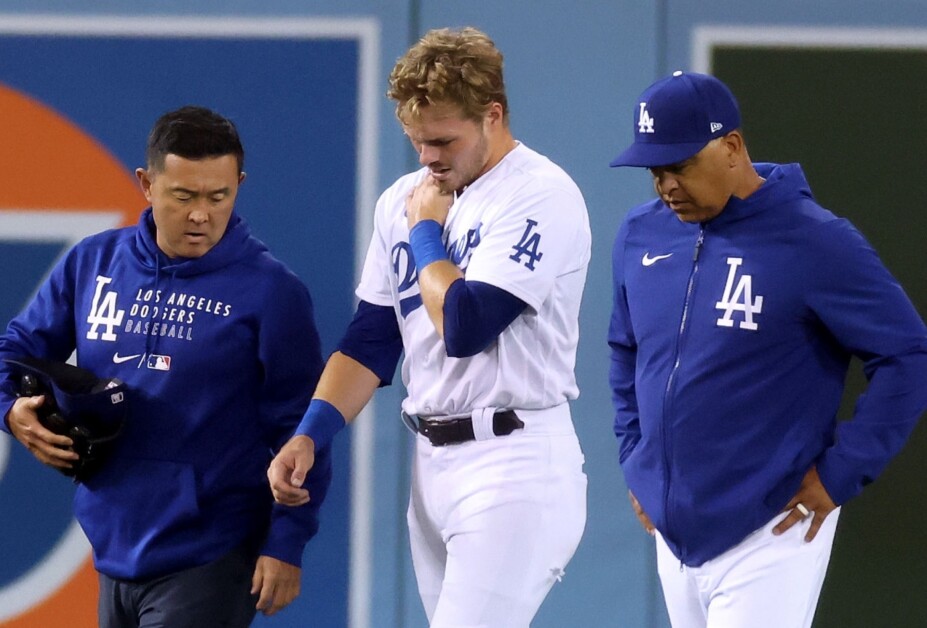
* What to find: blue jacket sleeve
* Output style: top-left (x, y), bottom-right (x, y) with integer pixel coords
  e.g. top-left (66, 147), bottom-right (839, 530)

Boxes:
top-left (608, 220), bottom-right (641, 464)
top-left (335, 300), bottom-right (402, 386)
top-left (442, 279), bottom-right (528, 358)
top-left (255, 277), bottom-right (331, 566)
top-left (809, 219), bottom-right (927, 505)
top-left (1, 249), bottom-right (79, 431)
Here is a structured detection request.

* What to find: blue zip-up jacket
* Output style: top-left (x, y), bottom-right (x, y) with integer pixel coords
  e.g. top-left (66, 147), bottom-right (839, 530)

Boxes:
top-left (0, 208), bottom-right (331, 580)
top-left (609, 163), bottom-right (927, 566)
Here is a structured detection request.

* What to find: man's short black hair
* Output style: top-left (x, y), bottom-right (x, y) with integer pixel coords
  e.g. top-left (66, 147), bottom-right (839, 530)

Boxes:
top-left (146, 106), bottom-right (244, 174)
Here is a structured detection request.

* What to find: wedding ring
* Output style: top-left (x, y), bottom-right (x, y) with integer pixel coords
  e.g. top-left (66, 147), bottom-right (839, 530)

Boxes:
top-left (795, 502), bottom-right (811, 518)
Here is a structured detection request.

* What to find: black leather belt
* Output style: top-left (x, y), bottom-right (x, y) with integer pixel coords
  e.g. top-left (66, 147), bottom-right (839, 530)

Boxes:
top-left (407, 410), bottom-right (524, 446)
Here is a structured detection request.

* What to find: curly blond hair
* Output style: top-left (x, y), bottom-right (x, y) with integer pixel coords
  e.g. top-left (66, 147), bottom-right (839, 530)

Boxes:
top-left (388, 27), bottom-right (508, 124)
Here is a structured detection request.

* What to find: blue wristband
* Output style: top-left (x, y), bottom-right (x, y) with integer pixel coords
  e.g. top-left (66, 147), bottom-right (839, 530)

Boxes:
top-left (294, 399), bottom-right (346, 450)
top-left (409, 219), bottom-right (449, 273)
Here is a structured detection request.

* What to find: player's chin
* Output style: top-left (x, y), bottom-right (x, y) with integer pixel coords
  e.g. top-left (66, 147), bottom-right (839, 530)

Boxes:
top-left (179, 236), bottom-right (216, 257)
top-left (670, 206), bottom-right (706, 223)
top-left (433, 177), bottom-right (458, 194)
top-left (180, 250), bottom-right (208, 259)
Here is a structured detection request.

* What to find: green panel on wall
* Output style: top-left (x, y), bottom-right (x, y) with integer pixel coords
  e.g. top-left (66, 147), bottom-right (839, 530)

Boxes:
top-left (713, 47), bottom-right (927, 627)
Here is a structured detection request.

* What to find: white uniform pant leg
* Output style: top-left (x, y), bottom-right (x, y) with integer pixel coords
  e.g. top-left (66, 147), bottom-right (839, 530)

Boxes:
top-left (656, 508), bottom-right (840, 628)
top-left (655, 532), bottom-right (709, 627)
top-left (407, 406), bottom-right (587, 628)
top-left (408, 437), bottom-right (451, 619)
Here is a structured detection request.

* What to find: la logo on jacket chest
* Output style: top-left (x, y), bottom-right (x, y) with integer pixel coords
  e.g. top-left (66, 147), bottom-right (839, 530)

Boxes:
top-left (715, 257), bottom-right (763, 331)
top-left (86, 275), bottom-right (124, 341)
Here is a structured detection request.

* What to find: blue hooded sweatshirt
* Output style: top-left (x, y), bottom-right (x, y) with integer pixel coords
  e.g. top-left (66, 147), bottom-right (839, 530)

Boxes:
top-left (609, 163), bottom-right (927, 566)
top-left (1, 208), bottom-right (331, 580)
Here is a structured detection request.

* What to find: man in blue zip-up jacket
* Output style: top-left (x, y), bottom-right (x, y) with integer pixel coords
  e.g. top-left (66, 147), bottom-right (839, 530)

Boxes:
top-left (608, 71), bottom-right (927, 627)
top-left (0, 106), bottom-right (331, 627)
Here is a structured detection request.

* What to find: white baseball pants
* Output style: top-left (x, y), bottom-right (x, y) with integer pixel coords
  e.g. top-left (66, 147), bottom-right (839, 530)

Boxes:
top-left (656, 507), bottom-right (840, 628)
top-left (407, 403), bottom-right (587, 628)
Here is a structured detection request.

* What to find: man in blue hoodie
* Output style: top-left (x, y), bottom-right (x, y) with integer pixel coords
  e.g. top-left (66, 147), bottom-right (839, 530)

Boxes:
top-left (0, 106), bottom-right (331, 627)
top-left (608, 71), bottom-right (927, 627)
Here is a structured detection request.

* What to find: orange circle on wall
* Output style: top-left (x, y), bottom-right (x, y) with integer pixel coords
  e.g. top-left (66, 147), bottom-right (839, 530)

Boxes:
top-left (0, 83), bottom-right (143, 220)
top-left (0, 83), bottom-right (145, 627)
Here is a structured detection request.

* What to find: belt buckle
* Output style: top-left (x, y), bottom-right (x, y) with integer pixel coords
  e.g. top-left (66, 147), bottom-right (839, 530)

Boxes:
top-left (417, 416), bottom-right (458, 446)
top-left (400, 410), bottom-right (452, 446)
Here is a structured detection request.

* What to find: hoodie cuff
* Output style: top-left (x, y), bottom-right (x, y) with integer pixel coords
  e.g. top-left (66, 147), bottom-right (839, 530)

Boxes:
top-left (259, 504), bottom-right (320, 568)
top-left (815, 450), bottom-right (862, 506)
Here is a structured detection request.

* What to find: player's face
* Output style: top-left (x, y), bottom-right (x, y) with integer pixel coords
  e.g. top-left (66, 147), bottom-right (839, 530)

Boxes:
top-left (649, 137), bottom-right (734, 223)
top-left (136, 154), bottom-right (245, 259)
top-left (401, 104), bottom-right (492, 194)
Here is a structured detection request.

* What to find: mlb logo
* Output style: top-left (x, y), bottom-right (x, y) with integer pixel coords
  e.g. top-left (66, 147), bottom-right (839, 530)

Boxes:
top-left (147, 355), bottom-right (171, 371)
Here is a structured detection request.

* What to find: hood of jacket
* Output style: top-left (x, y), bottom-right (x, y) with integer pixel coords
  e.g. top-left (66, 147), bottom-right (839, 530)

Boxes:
top-left (132, 207), bottom-right (266, 277)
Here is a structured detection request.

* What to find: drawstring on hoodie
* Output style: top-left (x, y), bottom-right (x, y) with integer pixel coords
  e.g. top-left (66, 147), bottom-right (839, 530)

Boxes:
top-left (143, 254), bottom-right (175, 361)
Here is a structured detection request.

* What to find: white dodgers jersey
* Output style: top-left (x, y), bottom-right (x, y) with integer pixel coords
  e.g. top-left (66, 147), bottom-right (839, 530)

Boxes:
top-left (356, 143), bottom-right (591, 417)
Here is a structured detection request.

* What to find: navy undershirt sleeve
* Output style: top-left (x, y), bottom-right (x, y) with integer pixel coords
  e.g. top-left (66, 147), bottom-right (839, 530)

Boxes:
top-left (335, 300), bottom-right (403, 386)
top-left (443, 279), bottom-right (528, 358)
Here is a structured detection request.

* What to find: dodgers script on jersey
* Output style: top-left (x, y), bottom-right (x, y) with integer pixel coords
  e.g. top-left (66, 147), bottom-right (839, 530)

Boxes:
top-left (357, 143), bottom-right (591, 417)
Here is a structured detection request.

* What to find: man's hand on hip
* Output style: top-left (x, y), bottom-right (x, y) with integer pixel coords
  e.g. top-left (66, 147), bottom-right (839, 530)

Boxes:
top-left (774, 466), bottom-right (838, 542)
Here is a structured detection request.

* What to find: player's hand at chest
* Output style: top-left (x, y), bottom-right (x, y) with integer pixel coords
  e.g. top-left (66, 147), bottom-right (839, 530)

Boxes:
top-left (406, 175), bottom-right (454, 229)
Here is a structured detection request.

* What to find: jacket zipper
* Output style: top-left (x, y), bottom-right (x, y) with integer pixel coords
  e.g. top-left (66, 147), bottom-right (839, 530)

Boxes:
top-left (661, 227), bottom-right (705, 567)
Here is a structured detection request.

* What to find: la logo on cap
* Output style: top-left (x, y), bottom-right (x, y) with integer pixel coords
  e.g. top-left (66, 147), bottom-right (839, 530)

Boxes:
top-left (637, 102), bottom-right (655, 134)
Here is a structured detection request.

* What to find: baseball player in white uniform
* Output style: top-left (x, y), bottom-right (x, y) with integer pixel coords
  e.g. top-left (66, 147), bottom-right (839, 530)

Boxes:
top-left (269, 27), bottom-right (590, 627)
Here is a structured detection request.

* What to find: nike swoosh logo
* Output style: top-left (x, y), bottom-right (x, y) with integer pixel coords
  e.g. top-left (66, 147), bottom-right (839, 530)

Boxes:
top-left (113, 353), bottom-right (142, 364)
top-left (642, 252), bottom-right (673, 266)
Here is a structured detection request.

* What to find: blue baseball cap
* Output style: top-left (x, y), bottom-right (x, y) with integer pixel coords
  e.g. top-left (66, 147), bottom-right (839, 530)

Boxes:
top-left (610, 71), bottom-right (741, 168)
